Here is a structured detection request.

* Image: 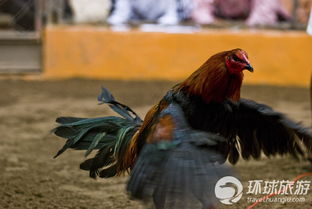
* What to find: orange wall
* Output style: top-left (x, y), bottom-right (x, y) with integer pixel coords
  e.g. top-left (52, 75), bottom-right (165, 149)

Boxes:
top-left (44, 26), bottom-right (312, 87)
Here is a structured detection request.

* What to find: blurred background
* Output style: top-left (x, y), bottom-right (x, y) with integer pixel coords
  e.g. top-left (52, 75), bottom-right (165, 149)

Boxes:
top-left (1, 0), bottom-right (311, 30)
top-left (0, 0), bottom-right (311, 209)
top-left (0, 0), bottom-right (311, 81)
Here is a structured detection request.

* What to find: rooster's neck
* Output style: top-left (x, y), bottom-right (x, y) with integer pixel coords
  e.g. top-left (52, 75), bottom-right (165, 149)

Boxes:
top-left (177, 66), bottom-right (243, 103)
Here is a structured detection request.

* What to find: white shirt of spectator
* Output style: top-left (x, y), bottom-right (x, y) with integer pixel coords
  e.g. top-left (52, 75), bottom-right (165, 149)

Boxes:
top-left (307, 7), bottom-right (312, 35)
top-left (70, 0), bottom-right (111, 23)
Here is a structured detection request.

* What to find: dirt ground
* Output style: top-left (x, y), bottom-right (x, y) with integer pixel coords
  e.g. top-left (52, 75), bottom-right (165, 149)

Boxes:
top-left (0, 79), bottom-right (311, 209)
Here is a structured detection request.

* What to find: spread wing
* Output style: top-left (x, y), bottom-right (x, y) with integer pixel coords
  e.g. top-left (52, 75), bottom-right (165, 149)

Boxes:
top-left (172, 91), bottom-right (312, 165)
top-left (233, 99), bottom-right (312, 163)
top-left (127, 103), bottom-right (235, 209)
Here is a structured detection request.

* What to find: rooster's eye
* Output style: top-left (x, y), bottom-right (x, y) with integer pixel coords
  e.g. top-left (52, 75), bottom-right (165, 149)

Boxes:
top-left (232, 55), bottom-right (241, 62)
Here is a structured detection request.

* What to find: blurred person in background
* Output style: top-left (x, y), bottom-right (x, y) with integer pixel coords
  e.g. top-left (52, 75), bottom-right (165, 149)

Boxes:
top-left (214, 0), bottom-right (252, 20)
top-left (107, 0), bottom-right (193, 25)
top-left (191, 0), bottom-right (291, 26)
top-left (296, 0), bottom-right (312, 25)
top-left (65, 0), bottom-right (309, 27)
top-left (246, 0), bottom-right (291, 26)
top-left (191, 0), bottom-right (215, 24)
top-left (69, 0), bottom-right (111, 23)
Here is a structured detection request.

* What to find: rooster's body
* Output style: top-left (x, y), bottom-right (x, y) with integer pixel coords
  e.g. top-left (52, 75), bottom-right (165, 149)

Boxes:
top-left (53, 49), bottom-right (312, 209)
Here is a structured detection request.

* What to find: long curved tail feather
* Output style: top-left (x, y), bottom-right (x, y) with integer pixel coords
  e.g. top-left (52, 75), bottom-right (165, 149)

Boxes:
top-left (53, 88), bottom-right (142, 178)
top-left (98, 87), bottom-right (142, 123)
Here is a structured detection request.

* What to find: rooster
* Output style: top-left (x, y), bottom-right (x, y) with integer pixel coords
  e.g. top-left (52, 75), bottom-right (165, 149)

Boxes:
top-left (53, 49), bottom-right (312, 209)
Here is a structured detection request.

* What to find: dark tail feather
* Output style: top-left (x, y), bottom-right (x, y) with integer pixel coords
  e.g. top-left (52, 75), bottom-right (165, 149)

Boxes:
top-left (53, 88), bottom-right (142, 178)
top-left (56, 117), bottom-right (87, 124)
top-left (98, 87), bottom-right (142, 123)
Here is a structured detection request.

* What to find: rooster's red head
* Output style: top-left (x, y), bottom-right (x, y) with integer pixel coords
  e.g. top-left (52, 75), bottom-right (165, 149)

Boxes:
top-left (177, 48), bottom-right (254, 103)
top-left (225, 49), bottom-right (253, 74)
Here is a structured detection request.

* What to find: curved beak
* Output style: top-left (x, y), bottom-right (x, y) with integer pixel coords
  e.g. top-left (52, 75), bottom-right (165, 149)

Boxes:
top-left (245, 64), bottom-right (254, 72)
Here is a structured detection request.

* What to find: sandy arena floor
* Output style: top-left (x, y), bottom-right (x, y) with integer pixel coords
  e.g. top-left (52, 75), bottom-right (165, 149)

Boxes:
top-left (0, 79), bottom-right (311, 209)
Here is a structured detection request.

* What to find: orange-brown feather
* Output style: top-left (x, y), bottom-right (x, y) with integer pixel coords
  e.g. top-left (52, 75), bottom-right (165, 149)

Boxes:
top-left (146, 114), bottom-right (176, 143)
top-left (116, 129), bottom-right (140, 174)
top-left (176, 49), bottom-right (244, 103)
top-left (118, 101), bottom-right (169, 173)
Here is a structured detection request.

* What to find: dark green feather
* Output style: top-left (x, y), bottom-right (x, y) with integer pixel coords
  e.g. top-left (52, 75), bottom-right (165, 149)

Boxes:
top-left (53, 87), bottom-right (143, 178)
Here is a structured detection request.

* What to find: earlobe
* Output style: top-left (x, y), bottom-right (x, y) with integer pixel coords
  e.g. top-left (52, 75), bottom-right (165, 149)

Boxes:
top-left (225, 56), bottom-right (231, 69)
